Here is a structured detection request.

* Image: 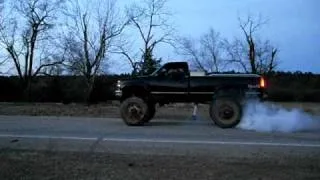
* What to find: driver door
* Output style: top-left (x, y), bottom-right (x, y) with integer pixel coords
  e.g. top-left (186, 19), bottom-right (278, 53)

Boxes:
top-left (149, 65), bottom-right (188, 102)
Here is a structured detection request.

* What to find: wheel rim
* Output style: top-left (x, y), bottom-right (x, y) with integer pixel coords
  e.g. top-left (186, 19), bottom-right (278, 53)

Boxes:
top-left (214, 100), bottom-right (239, 124)
top-left (218, 104), bottom-right (235, 120)
top-left (127, 103), bottom-right (144, 123)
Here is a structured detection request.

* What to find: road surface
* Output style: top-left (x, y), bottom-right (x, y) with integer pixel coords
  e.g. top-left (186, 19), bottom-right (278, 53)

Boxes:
top-left (0, 115), bottom-right (319, 179)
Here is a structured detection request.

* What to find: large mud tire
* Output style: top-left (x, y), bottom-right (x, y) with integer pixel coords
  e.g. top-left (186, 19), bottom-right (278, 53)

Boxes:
top-left (120, 97), bottom-right (148, 126)
top-left (209, 97), bottom-right (242, 128)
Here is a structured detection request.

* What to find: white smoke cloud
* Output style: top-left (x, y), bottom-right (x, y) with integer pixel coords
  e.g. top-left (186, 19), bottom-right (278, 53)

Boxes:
top-left (237, 100), bottom-right (320, 133)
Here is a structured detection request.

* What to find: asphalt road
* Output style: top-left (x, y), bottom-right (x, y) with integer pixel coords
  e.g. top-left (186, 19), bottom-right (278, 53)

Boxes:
top-left (0, 115), bottom-right (319, 155)
top-left (0, 115), bottom-right (320, 179)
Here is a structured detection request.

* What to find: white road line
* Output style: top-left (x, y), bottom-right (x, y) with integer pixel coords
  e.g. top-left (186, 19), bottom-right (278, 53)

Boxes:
top-left (0, 134), bottom-right (97, 141)
top-left (0, 134), bottom-right (319, 148)
top-left (102, 138), bottom-right (320, 148)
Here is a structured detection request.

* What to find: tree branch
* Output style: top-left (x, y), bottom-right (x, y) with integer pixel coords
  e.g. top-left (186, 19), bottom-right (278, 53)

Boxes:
top-left (33, 60), bottom-right (64, 77)
top-left (131, 17), bottom-right (147, 44)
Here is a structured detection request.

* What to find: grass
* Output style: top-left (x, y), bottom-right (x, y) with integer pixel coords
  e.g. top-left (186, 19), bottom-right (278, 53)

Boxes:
top-left (0, 149), bottom-right (319, 180)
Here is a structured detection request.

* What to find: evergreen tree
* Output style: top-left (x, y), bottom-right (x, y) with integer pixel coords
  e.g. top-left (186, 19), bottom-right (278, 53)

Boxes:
top-left (140, 47), bottom-right (161, 75)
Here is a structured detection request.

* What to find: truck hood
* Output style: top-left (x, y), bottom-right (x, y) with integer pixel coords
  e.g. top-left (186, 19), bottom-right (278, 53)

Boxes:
top-left (121, 75), bottom-right (150, 81)
top-left (118, 75), bottom-right (152, 86)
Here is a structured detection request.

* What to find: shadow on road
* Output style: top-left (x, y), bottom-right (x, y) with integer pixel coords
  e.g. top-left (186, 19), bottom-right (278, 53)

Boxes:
top-left (145, 118), bottom-right (214, 127)
top-left (145, 121), bottom-right (186, 127)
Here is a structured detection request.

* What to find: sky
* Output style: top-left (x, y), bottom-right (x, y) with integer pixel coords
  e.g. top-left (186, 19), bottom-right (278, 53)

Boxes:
top-left (0, 0), bottom-right (319, 75)
top-left (112, 0), bottom-right (320, 74)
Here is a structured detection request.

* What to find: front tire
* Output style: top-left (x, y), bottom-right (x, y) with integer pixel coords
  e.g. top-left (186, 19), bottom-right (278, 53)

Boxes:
top-left (120, 97), bottom-right (148, 126)
top-left (209, 97), bottom-right (242, 128)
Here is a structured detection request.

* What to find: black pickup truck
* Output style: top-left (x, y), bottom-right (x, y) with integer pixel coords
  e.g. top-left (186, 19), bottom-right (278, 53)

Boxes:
top-left (115, 61), bottom-right (267, 128)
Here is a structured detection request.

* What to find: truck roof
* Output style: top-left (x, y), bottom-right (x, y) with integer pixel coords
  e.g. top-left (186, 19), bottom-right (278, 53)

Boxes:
top-left (208, 73), bottom-right (261, 78)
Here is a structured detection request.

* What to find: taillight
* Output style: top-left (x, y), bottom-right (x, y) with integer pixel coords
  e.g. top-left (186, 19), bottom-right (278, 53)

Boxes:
top-left (259, 77), bottom-right (266, 89)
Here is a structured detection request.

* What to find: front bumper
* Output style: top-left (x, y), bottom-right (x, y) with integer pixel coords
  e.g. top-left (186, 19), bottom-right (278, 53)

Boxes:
top-left (115, 89), bottom-right (122, 98)
top-left (114, 80), bottom-right (123, 99)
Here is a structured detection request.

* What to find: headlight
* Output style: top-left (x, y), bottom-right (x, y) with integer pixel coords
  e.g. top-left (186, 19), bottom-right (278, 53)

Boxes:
top-left (117, 80), bottom-right (121, 88)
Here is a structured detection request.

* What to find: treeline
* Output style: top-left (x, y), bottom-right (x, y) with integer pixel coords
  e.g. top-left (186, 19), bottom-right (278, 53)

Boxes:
top-left (266, 72), bottom-right (320, 102)
top-left (0, 72), bottom-right (319, 103)
top-left (0, 0), bottom-right (284, 103)
top-left (0, 75), bottom-right (127, 104)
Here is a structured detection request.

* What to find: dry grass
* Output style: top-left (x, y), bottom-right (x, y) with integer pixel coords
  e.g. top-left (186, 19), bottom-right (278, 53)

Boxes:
top-left (0, 103), bottom-right (120, 118)
top-left (0, 149), bottom-right (319, 180)
top-left (274, 102), bottom-right (320, 115)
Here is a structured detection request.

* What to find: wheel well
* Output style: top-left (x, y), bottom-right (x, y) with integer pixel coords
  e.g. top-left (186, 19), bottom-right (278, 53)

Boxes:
top-left (214, 87), bottom-right (244, 100)
top-left (121, 86), bottom-right (150, 102)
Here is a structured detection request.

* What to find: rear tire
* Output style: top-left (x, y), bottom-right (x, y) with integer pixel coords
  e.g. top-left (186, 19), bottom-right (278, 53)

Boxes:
top-left (120, 97), bottom-right (148, 126)
top-left (209, 97), bottom-right (242, 128)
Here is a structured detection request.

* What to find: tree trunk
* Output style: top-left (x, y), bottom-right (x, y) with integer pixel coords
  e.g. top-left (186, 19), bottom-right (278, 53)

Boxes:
top-left (21, 77), bottom-right (32, 102)
top-left (84, 77), bottom-right (95, 105)
top-left (249, 41), bottom-right (257, 74)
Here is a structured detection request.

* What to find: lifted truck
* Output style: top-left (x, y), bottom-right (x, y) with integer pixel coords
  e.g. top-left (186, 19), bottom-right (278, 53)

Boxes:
top-left (115, 61), bottom-right (267, 128)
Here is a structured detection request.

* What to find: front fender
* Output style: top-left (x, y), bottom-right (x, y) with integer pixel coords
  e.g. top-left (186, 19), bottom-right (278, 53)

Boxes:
top-left (120, 83), bottom-right (150, 101)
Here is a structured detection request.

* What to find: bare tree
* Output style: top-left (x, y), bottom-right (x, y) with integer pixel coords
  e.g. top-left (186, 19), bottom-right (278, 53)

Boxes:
top-left (176, 36), bottom-right (205, 72)
top-left (255, 39), bottom-right (278, 74)
top-left (176, 28), bottom-right (225, 73)
top-left (222, 38), bottom-right (249, 73)
top-left (0, 56), bottom-right (8, 74)
top-left (113, 36), bottom-right (141, 75)
top-left (199, 28), bottom-right (225, 72)
top-left (234, 14), bottom-right (278, 74)
top-left (0, 0), bottom-right (65, 93)
top-left (0, 59), bottom-right (5, 66)
top-left (120, 0), bottom-right (174, 75)
top-left (41, 53), bottom-right (67, 76)
top-left (0, 1), bottom-right (6, 68)
top-left (62, 0), bottom-right (128, 101)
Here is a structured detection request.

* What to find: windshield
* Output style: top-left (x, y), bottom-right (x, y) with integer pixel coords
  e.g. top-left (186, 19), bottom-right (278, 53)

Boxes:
top-left (150, 65), bottom-right (166, 76)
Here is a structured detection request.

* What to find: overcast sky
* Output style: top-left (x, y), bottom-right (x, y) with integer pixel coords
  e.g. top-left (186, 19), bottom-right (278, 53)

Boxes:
top-left (0, 0), bottom-right (319, 74)
top-left (113, 0), bottom-right (320, 74)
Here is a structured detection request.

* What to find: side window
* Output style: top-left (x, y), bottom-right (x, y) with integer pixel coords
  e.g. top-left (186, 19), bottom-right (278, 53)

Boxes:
top-left (168, 67), bottom-right (185, 80)
top-left (158, 67), bottom-right (168, 77)
top-left (168, 68), bottom-right (177, 76)
top-left (156, 64), bottom-right (187, 80)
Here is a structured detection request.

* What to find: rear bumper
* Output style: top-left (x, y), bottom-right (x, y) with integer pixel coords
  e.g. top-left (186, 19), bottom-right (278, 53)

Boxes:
top-left (245, 89), bottom-right (268, 101)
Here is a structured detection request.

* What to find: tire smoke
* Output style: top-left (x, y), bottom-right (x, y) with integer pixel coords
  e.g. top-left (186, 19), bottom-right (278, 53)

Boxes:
top-left (237, 100), bottom-right (320, 133)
